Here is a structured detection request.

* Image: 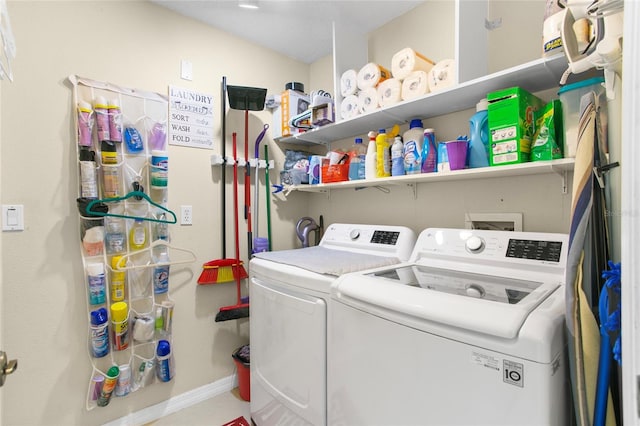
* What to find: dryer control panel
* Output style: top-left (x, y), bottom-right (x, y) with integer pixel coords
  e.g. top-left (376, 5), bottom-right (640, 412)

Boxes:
top-left (320, 223), bottom-right (416, 261)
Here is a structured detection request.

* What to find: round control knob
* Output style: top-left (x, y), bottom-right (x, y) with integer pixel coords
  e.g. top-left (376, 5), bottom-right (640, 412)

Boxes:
top-left (466, 285), bottom-right (485, 298)
top-left (465, 236), bottom-right (484, 253)
top-left (349, 229), bottom-right (360, 240)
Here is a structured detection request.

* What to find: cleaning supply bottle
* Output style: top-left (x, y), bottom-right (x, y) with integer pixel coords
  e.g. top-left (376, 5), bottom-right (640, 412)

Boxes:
top-left (364, 131), bottom-right (377, 180)
top-left (391, 136), bottom-right (405, 176)
top-left (94, 96), bottom-right (110, 143)
top-left (107, 99), bottom-right (122, 143)
top-left (152, 242), bottom-right (170, 295)
top-left (156, 339), bottom-right (174, 382)
top-left (90, 307), bottom-right (109, 358)
top-left (105, 217), bottom-right (126, 254)
top-left (468, 99), bottom-right (490, 168)
top-left (110, 255), bottom-right (126, 302)
top-left (111, 301), bottom-right (129, 350)
top-left (348, 137), bottom-right (367, 180)
top-left (87, 262), bottom-right (106, 305)
top-left (129, 219), bottom-right (148, 251)
top-left (421, 128), bottom-right (437, 173)
top-left (79, 147), bottom-right (98, 199)
top-left (402, 119), bottom-right (424, 174)
top-left (375, 129), bottom-right (390, 178)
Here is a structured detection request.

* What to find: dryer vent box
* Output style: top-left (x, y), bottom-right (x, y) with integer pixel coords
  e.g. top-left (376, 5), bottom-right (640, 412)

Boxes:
top-left (465, 213), bottom-right (522, 232)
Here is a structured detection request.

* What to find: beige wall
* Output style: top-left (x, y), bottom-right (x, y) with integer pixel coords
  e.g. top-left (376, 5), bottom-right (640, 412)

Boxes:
top-left (308, 0), bottom-right (570, 235)
top-left (0, 1), bottom-right (309, 424)
top-left (0, 0), bottom-right (568, 425)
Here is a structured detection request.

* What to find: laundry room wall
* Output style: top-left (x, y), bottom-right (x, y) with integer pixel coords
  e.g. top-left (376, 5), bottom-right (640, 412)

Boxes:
top-left (304, 0), bottom-right (571, 235)
top-left (0, 1), bottom-right (310, 425)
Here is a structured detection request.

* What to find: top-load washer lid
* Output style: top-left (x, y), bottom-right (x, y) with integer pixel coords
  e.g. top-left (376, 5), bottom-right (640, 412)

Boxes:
top-left (371, 264), bottom-right (542, 304)
top-left (331, 228), bottom-right (569, 340)
top-left (334, 265), bottom-right (560, 339)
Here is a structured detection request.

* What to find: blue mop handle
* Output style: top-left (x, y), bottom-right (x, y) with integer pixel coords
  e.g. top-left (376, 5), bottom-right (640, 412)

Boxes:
top-left (594, 285), bottom-right (612, 426)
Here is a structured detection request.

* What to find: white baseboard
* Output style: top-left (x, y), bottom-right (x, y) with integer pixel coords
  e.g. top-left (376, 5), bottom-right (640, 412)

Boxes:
top-left (103, 374), bottom-right (237, 426)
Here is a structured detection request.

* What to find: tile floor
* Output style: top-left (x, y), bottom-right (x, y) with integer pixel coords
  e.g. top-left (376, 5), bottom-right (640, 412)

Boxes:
top-left (146, 388), bottom-right (251, 426)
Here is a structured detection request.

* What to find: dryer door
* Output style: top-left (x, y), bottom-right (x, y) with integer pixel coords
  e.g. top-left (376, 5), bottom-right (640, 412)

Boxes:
top-left (250, 276), bottom-right (326, 426)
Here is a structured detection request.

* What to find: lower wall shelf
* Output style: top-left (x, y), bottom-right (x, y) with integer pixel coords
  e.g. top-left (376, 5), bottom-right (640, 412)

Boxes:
top-left (289, 158), bottom-right (575, 194)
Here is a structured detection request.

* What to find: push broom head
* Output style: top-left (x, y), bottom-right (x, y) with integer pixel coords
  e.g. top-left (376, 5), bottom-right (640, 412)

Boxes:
top-left (197, 258), bottom-right (248, 285)
top-left (215, 303), bottom-right (249, 322)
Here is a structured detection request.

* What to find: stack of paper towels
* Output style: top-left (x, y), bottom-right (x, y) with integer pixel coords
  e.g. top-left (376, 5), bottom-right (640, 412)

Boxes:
top-left (339, 47), bottom-right (455, 119)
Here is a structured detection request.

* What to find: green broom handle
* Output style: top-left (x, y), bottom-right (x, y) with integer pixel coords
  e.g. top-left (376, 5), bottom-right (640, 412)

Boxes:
top-left (265, 145), bottom-right (272, 251)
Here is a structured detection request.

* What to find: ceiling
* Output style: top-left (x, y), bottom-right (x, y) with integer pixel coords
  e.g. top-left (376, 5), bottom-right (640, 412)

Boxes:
top-left (151, 0), bottom-right (426, 64)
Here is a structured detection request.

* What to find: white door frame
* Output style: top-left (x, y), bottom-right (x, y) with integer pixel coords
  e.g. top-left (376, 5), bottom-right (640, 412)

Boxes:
top-left (621, 0), bottom-right (639, 423)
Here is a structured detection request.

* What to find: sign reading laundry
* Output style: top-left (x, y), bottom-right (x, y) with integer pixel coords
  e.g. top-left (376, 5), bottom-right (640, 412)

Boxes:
top-left (168, 85), bottom-right (214, 149)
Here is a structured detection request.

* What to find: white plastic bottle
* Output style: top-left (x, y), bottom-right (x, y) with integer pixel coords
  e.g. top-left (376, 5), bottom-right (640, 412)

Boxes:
top-left (391, 136), bottom-right (405, 176)
top-left (364, 131), bottom-right (377, 180)
top-left (403, 118), bottom-right (424, 175)
top-left (152, 243), bottom-right (170, 295)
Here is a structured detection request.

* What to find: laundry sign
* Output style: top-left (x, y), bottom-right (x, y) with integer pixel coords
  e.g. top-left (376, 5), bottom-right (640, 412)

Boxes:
top-left (168, 85), bottom-right (214, 149)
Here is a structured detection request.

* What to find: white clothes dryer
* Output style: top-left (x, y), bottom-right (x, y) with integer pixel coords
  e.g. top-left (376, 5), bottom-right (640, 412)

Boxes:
top-left (328, 228), bottom-right (570, 426)
top-left (249, 223), bottom-right (416, 426)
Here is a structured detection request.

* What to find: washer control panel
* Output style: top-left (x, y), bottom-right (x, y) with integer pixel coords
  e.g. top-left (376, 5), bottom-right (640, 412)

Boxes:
top-left (413, 228), bottom-right (569, 270)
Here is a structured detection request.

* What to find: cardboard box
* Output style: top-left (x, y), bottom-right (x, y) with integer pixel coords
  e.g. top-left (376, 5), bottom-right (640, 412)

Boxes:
top-left (272, 89), bottom-right (310, 139)
top-left (487, 87), bottom-right (545, 166)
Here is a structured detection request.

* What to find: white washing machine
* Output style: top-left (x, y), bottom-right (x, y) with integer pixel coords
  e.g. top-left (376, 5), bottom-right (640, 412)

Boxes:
top-left (249, 223), bottom-right (416, 426)
top-left (328, 228), bottom-right (570, 426)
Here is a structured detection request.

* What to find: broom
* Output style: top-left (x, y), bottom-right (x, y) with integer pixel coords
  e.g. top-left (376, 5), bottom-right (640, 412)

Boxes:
top-left (198, 79), bottom-right (247, 285)
top-left (198, 133), bottom-right (248, 285)
top-left (215, 133), bottom-right (249, 321)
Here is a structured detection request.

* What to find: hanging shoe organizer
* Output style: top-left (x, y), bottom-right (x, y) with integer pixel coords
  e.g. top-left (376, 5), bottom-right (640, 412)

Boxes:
top-left (69, 75), bottom-right (195, 410)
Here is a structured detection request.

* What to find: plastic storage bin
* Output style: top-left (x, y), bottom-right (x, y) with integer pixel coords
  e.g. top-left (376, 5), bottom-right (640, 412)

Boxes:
top-left (557, 77), bottom-right (605, 158)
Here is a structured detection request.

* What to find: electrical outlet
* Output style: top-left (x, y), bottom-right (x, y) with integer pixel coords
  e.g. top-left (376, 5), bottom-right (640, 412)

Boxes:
top-left (181, 205), bottom-right (193, 226)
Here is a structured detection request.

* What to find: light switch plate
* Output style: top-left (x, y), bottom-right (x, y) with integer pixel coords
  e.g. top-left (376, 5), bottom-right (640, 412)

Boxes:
top-left (2, 204), bottom-right (24, 231)
top-left (181, 60), bottom-right (193, 81)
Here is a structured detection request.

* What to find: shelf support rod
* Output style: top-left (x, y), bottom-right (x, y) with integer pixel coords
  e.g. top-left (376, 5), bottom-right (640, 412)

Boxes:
top-left (550, 165), bottom-right (568, 194)
top-left (408, 183), bottom-right (418, 200)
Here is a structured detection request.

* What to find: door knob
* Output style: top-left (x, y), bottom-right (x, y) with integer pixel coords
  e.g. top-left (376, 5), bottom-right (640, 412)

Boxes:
top-left (0, 351), bottom-right (18, 387)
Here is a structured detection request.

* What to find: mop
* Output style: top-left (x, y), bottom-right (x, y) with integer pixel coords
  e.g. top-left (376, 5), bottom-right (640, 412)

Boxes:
top-left (215, 133), bottom-right (249, 321)
top-left (252, 124), bottom-right (269, 252)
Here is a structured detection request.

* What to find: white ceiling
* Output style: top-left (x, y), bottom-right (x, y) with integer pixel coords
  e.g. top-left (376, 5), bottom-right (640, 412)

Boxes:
top-left (151, 0), bottom-right (426, 64)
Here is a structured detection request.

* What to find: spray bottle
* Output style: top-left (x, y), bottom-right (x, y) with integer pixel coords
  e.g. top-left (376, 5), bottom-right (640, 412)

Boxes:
top-left (375, 129), bottom-right (390, 178)
top-left (364, 131), bottom-right (377, 180)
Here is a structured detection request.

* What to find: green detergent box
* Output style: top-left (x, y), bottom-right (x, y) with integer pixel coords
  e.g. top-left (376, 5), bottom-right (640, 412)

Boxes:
top-left (487, 87), bottom-right (545, 166)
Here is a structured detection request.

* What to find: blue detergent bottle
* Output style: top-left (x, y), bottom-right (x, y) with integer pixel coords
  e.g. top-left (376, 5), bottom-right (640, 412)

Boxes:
top-left (468, 99), bottom-right (489, 168)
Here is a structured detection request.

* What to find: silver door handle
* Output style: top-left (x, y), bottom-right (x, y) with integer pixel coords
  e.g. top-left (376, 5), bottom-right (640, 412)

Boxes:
top-left (0, 351), bottom-right (18, 387)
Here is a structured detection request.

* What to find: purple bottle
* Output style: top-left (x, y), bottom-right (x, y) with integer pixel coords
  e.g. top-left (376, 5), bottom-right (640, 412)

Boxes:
top-left (108, 99), bottom-right (122, 142)
top-left (94, 96), bottom-right (110, 142)
top-left (421, 128), bottom-right (437, 173)
top-left (77, 101), bottom-right (93, 147)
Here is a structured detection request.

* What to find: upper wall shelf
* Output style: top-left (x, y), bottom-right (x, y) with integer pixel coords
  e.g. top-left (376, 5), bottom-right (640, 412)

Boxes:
top-left (276, 54), bottom-right (568, 146)
top-left (290, 158), bottom-right (575, 194)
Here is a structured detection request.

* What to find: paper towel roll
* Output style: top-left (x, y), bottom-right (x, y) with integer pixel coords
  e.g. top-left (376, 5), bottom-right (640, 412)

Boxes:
top-left (341, 94), bottom-right (360, 120)
top-left (377, 78), bottom-right (402, 108)
top-left (357, 62), bottom-right (391, 91)
top-left (340, 69), bottom-right (358, 97)
top-left (428, 59), bottom-right (456, 92)
top-left (391, 47), bottom-right (435, 81)
top-left (401, 70), bottom-right (430, 101)
top-left (358, 87), bottom-right (379, 114)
